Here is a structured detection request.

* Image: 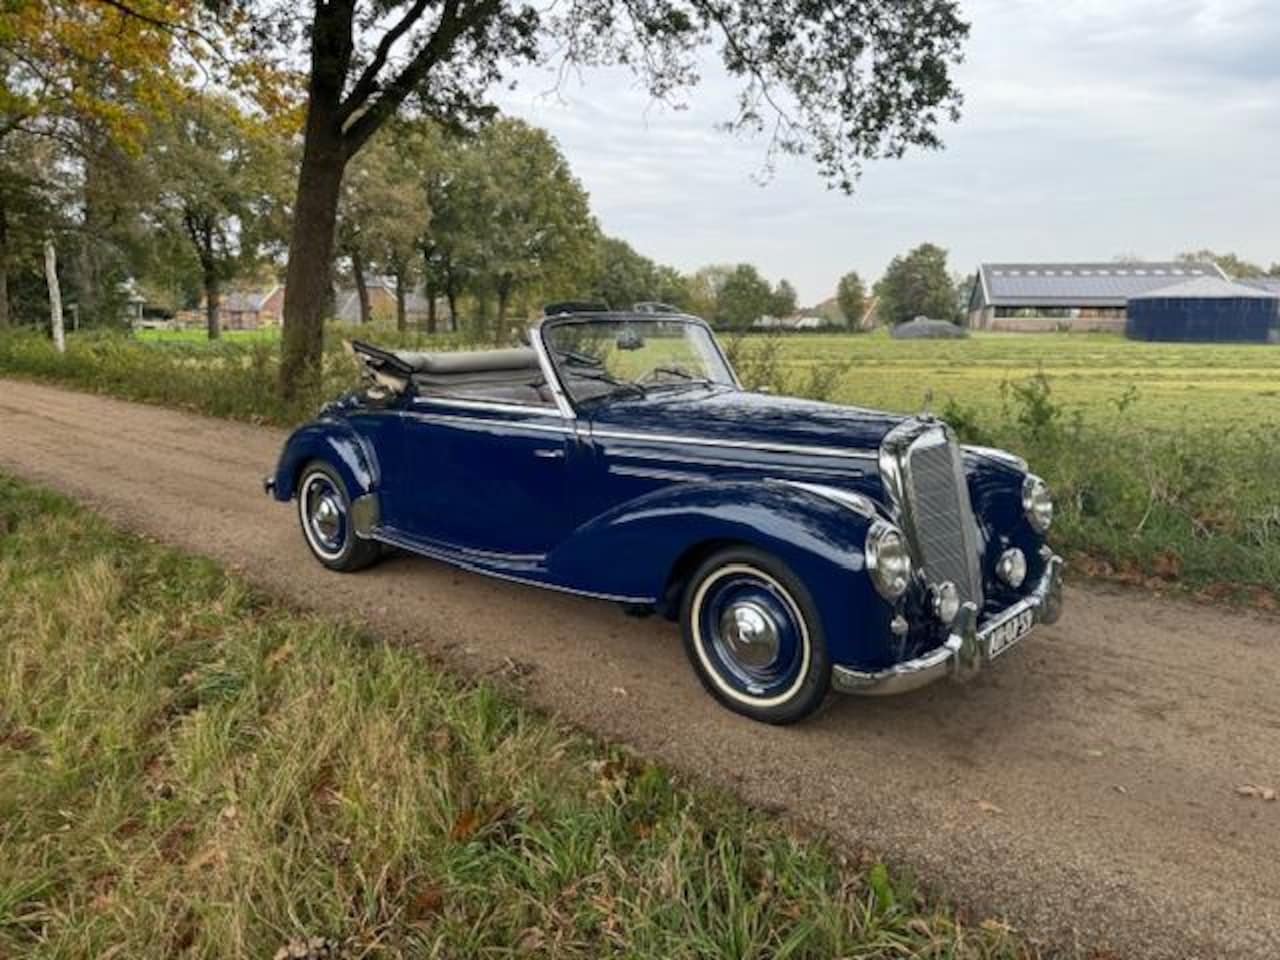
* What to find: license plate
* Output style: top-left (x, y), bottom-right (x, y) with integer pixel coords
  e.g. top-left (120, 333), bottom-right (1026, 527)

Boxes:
top-left (985, 607), bottom-right (1035, 660)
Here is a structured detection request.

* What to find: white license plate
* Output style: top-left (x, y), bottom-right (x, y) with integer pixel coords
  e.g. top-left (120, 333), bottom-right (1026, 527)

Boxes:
top-left (985, 607), bottom-right (1036, 660)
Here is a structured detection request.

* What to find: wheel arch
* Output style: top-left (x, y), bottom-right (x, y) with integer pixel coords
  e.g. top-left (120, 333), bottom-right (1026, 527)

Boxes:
top-left (271, 419), bottom-right (380, 504)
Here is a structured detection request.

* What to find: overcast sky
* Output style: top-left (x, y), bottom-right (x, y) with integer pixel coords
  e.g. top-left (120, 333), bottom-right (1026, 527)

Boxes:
top-left (497, 0), bottom-right (1279, 304)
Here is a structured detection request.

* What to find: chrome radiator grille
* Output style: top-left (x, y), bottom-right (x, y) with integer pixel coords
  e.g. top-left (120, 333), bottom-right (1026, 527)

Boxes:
top-left (899, 428), bottom-right (984, 607)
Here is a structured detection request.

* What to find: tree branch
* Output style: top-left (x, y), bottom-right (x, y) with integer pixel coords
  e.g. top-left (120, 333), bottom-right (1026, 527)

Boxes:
top-left (85, 0), bottom-right (232, 67)
top-left (338, 0), bottom-right (433, 124)
top-left (342, 0), bottom-right (498, 157)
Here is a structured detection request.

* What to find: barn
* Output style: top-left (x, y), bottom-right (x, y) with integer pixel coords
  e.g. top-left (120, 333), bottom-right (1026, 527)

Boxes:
top-left (1125, 277), bottom-right (1280, 343)
top-left (967, 261), bottom-right (1225, 332)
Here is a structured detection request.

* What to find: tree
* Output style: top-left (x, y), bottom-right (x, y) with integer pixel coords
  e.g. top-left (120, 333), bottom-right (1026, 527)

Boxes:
top-left (96, 0), bottom-right (964, 395)
top-left (1177, 249), bottom-right (1266, 279)
top-left (336, 122), bottom-right (433, 330)
top-left (770, 278), bottom-right (797, 318)
top-left (449, 119), bottom-right (597, 341)
top-left (149, 93), bottom-right (289, 338)
top-left (715, 263), bottom-right (773, 329)
top-left (835, 271), bottom-right (866, 328)
top-left (874, 243), bottom-right (959, 325)
top-left (588, 236), bottom-right (691, 310)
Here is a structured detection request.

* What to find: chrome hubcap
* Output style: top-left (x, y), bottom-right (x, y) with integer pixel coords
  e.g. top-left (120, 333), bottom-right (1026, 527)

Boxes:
top-left (309, 491), bottom-right (343, 548)
top-left (718, 601), bottom-right (780, 668)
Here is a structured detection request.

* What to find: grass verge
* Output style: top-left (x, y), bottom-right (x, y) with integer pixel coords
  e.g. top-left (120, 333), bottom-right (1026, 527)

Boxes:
top-left (0, 474), bottom-right (1030, 959)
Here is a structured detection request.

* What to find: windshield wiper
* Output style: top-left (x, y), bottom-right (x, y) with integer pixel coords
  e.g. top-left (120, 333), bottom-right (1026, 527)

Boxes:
top-left (568, 369), bottom-right (647, 401)
top-left (644, 366), bottom-right (718, 393)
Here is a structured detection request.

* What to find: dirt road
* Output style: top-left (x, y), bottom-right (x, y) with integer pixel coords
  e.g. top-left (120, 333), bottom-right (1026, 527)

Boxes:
top-left (1, 378), bottom-right (1277, 958)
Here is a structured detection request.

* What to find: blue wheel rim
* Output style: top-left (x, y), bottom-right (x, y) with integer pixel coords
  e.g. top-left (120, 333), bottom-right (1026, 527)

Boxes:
top-left (301, 473), bottom-right (348, 558)
top-left (695, 566), bottom-right (807, 702)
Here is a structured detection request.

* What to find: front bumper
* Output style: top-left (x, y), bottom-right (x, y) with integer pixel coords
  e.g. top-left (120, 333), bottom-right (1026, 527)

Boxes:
top-left (832, 554), bottom-right (1064, 696)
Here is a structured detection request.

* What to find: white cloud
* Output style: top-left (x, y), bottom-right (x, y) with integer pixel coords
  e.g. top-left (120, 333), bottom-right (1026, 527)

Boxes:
top-left (497, 0), bottom-right (1280, 303)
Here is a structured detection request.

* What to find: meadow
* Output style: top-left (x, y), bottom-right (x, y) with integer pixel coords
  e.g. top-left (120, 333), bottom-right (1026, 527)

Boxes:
top-left (0, 474), bottom-right (1026, 959)
top-left (1, 326), bottom-right (1277, 603)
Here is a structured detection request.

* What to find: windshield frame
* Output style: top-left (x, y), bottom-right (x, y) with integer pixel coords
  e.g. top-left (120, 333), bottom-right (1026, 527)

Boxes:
top-left (535, 314), bottom-right (741, 415)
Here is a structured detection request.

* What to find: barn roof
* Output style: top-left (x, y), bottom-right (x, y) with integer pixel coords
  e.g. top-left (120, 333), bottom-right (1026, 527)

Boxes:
top-left (1128, 276), bottom-right (1280, 301)
top-left (1237, 277), bottom-right (1280, 296)
top-left (973, 261), bottom-right (1226, 309)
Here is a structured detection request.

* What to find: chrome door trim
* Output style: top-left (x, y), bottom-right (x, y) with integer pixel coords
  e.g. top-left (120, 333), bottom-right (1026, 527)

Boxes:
top-left (396, 410), bottom-right (573, 435)
top-left (590, 428), bottom-right (877, 461)
top-left (410, 395), bottom-right (557, 416)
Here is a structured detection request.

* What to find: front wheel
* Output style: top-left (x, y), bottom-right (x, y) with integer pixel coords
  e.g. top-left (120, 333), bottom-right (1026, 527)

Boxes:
top-left (296, 461), bottom-right (381, 572)
top-left (681, 547), bottom-right (830, 724)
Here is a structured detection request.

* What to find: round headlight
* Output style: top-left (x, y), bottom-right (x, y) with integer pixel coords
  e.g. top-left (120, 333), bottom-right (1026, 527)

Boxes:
top-left (997, 547), bottom-right (1027, 588)
top-left (867, 523), bottom-right (913, 600)
top-left (1022, 475), bottom-right (1054, 533)
top-left (931, 581), bottom-right (961, 625)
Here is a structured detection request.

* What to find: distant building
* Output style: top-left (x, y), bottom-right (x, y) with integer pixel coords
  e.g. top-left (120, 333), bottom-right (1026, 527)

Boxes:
top-left (215, 286), bottom-right (284, 329)
top-left (752, 314), bottom-right (829, 331)
top-left (967, 261), bottom-right (1227, 332)
top-left (334, 276), bottom-right (434, 326)
top-left (1126, 276), bottom-right (1280, 343)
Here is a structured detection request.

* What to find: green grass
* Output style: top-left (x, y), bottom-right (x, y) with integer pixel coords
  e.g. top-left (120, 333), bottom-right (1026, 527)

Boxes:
top-left (732, 330), bottom-right (1280, 430)
top-left (0, 474), bottom-right (1031, 959)
top-left (134, 327), bottom-right (283, 345)
top-left (1, 326), bottom-right (1277, 604)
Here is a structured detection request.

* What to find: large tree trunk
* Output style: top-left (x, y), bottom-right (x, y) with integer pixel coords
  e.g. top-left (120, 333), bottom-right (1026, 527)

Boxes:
top-left (45, 238), bottom-right (64, 353)
top-left (424, 278), bottom-right (437, 334)
top-left (279, 100), bottom-right (346, 399)
top-left (394, 270), bottom-right (407, 332)
top-left (495, 279), bottom-right (511, 346)
top-left (350, 246), bottom-right (371, 324)
top-left (204, 266), bottom-right (221, 340)
top-left (445, 279), bottom-right (458, 333)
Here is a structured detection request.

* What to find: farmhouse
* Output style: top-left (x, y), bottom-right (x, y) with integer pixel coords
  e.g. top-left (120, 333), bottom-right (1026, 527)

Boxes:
top-left (334, 276), bottom-right (435, 326)
top-left (967, 261), bottom-right (1226, 332)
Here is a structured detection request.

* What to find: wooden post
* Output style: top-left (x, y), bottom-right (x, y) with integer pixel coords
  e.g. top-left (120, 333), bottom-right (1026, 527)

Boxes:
top-left (45, 237), bottom-right (65, 354)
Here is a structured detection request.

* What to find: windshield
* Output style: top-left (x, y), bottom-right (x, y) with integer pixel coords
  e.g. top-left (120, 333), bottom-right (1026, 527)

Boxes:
top-left (542, 318), bottom-right (737, 406)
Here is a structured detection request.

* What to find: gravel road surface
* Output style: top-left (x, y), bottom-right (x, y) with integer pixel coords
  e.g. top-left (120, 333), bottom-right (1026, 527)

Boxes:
top-left (1, 379), bottom-right (1277, 958)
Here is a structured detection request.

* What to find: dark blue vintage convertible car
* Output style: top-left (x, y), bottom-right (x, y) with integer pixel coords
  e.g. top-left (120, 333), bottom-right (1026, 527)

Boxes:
top-left (267, 312), bottom-right (1062, 723)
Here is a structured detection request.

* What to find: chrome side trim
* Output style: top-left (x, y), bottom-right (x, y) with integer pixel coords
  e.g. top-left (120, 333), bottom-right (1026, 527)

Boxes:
top-left (778, 481), bottom-right (883, 520)
top-left (397, 410), bottom-right (573, 435)
top-left (530, 323), bottom-right (577, 420)
top-left (350, 492), bottom-right (380, 538)
top-left (591, 428), bottom-right (878, 461)
top-left (411, 395), bottom-right (556, 415)
top-left (608, 464), bottom-right (709, 482)
top-left (833, 554), bottom-right (1064, 696)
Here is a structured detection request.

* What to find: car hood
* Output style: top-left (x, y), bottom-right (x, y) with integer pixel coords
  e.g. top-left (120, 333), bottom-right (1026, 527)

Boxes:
top-left (586, 387), bottom-right (908, 455)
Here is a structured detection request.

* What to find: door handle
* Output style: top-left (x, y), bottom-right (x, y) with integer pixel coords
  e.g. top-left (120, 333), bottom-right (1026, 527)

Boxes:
top-left (534, 448), bottom-right (564, 460)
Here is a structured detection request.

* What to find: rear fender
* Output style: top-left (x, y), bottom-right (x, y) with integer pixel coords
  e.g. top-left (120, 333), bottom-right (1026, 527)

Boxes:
top-left (271, 418), bottom-right (379, 504)
top-left (546, 480), bottom-right (896, 666)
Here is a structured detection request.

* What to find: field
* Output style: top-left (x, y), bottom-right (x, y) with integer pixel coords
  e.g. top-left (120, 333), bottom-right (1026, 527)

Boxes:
top-left (739, 330), bottom-right (1280, 431)
top-left (1, 326), bottom-right (1278, 603)
top-left (0, 474), bottom-right (1026, 959)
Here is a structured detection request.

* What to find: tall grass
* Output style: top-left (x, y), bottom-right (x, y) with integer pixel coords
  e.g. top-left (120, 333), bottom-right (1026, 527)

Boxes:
top-left (0, 475), bottom-right (1031, 959)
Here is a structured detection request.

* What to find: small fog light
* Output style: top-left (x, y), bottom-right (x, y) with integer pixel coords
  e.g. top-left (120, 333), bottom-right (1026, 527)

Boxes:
top-left (931, 581), bottom-right (961, 625)
top-left (997, 548), bottom-right (1028, 588)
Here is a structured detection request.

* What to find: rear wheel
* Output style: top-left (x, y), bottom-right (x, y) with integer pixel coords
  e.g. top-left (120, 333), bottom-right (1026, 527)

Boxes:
top-left (680, 547), bottom-right (830, 724)
top-left (296, 462), bottom-right (381, 572)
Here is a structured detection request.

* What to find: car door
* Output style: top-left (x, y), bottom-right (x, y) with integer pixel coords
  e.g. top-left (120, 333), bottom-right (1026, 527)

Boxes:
top-left (390, 397), bottom-right (582, 557)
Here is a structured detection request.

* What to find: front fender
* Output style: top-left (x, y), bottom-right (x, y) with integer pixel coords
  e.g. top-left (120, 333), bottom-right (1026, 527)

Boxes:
top-left (270, 417), bottom-right (380, 503)
top-left (546, 480), bottom-right (899, 668)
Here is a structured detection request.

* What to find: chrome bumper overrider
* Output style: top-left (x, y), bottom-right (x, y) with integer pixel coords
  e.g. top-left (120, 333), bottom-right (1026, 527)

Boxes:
top-left (833, 555), bottom-right (1064, 696)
